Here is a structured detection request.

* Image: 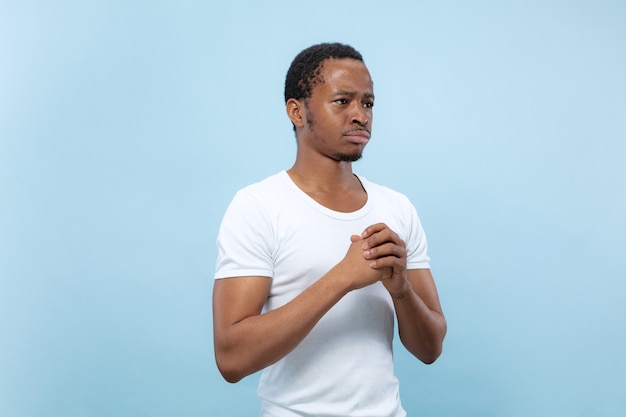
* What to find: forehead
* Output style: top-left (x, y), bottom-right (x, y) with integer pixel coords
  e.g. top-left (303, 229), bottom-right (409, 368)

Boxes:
top-left (314, 58), bottom-right (373, 95)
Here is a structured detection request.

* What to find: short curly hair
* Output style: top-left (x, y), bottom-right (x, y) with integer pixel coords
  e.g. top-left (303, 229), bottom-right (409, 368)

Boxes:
top-left (284, 43), bottom-right (364, 103)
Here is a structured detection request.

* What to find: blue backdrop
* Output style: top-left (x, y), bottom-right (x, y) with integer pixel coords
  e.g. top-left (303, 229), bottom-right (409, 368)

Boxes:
top-left (1, 1), bottom-right (625, 416)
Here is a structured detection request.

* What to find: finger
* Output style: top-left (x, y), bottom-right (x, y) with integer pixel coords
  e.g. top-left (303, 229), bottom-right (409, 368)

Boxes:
top-left (361, 222), bottom-right (389, 238)
top-left (369, 254), bottom-right (407, 271)
top-left (364, 242), bottom-right (406, 261)
top-left (361, 226), bottom-right (390, 249)
top-left (362, 228), bottom-right (403, 251)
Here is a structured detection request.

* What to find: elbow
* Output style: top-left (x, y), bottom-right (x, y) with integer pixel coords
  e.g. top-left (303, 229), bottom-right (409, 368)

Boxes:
top-left (217, 366), bottom-right (244, 384)
top-left (215, 350), bottom-right (247, 383)
top-left (221, 372), bottom-right (245, 384)
top-left (421, 321), bottom-right (447, 364)
top-left (402, 338), bottom-right (444, 365)
top-left (409, 321), bottom-right (446, 365)
top-left (419, 343), bottom-right (443, 365)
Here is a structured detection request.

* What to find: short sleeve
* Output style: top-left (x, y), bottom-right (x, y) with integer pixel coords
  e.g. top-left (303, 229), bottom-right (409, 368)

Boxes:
top-left (405, 202), bottom-right (431, 270)
top-left (214, 189), bottom-right (275, 279)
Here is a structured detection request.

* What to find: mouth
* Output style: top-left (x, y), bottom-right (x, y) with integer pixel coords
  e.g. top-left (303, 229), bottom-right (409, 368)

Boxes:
top-left (343, 129), bottom-right (370, 144)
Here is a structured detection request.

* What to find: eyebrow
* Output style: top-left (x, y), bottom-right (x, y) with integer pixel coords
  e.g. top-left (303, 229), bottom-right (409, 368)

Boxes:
top-left (332, 90), bottom-right (376, 99)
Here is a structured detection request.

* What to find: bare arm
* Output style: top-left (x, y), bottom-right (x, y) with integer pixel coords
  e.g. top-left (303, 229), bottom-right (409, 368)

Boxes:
top-left (391, 269), bottom-right (446, 363)
top-left (212, 238), bottom-right (392, 383)
top-left (361, 223), bottom-right (447, 363)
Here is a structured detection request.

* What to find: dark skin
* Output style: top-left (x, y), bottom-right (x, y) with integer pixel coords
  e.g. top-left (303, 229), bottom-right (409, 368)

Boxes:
top-left (213, 58), bottom-right (446, 383)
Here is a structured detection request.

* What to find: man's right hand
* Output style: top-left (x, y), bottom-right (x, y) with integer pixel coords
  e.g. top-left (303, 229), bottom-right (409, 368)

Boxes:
top-left (336, 235), bottom-right (393, 291)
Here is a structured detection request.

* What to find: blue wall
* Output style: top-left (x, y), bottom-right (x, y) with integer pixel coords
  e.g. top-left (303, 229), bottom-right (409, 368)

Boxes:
top-left (1, 1), bottom-right (625, 416)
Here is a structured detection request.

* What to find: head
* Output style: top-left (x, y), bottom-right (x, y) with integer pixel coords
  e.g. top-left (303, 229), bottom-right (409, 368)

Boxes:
top-left (284, 44), bottom-right (374, 163)
top-left (285, 43), bottom-right (364, 134)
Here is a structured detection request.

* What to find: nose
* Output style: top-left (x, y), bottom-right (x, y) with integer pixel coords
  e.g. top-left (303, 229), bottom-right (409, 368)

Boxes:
top-left (351, 103), bottom-right (369, 126)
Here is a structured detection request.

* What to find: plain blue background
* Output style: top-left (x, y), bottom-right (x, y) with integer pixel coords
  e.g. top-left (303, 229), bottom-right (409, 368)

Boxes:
top-left (1, 1), bottom-right (625, 416)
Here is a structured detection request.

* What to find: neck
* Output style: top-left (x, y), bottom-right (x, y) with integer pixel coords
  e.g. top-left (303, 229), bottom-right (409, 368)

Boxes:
top-left (288, 154), bottom-right (356, 190)
top-left (286, 153), bottom-right (367, 213)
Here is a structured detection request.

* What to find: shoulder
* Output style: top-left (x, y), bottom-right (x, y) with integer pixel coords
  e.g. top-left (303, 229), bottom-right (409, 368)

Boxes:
top-left (236, 171), bottom-right (288, 197)
top-left (217, 173), bottom-right (289, 257)
top-left (229, 171), bottom-right (292, 209)
top-left (222, 171), bottom-right (301, 232)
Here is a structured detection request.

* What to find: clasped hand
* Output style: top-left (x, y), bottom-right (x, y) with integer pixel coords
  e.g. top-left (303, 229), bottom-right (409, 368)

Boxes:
top-left (347, 222), bottom-right (409, 298)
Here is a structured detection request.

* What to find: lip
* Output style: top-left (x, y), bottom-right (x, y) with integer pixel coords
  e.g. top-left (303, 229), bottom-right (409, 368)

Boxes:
top-left (343, 129), bottom-right (370, 144)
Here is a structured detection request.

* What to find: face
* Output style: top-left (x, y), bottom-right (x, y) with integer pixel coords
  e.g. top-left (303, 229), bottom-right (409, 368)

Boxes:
top-left (297, 58), bottom-right (374, 162)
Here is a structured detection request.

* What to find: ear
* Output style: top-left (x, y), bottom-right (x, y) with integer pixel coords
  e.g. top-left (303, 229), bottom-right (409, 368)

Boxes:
top-left (286, 98), bottom-right (305, 129)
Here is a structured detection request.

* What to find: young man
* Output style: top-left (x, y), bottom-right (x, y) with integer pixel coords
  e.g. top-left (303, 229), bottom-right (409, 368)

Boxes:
top-left (213, 43), bottom-right (446, 417)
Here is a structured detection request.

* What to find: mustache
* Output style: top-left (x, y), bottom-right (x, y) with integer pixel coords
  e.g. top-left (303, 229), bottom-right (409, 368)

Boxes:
top-left (343, 127), bottom-right (371, 135)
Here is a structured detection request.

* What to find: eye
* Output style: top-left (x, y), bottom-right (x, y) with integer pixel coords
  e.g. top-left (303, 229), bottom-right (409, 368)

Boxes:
top-left (363, 101), bottom-right (374, 108)
top-left (335, 98), bottom-right (348, 105)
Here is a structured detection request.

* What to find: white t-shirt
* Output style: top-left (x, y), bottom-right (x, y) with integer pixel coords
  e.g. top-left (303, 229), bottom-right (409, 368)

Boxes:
top-left (215, 171), bottom-right (430, 417)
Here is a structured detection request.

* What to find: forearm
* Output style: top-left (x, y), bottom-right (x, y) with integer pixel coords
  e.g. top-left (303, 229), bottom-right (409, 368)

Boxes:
top-left (393, 281), bottom-right (447, 364)
top-left (214, 268), bottom-right (351, 383)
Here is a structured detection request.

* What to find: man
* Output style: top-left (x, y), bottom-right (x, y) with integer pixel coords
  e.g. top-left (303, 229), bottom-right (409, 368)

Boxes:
top-left (213, 42), bottom-right (446, 417)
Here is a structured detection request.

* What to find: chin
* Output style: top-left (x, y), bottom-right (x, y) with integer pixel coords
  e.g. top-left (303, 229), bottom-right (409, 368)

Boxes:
top-left (336, 153), bottom-right (362, 162)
